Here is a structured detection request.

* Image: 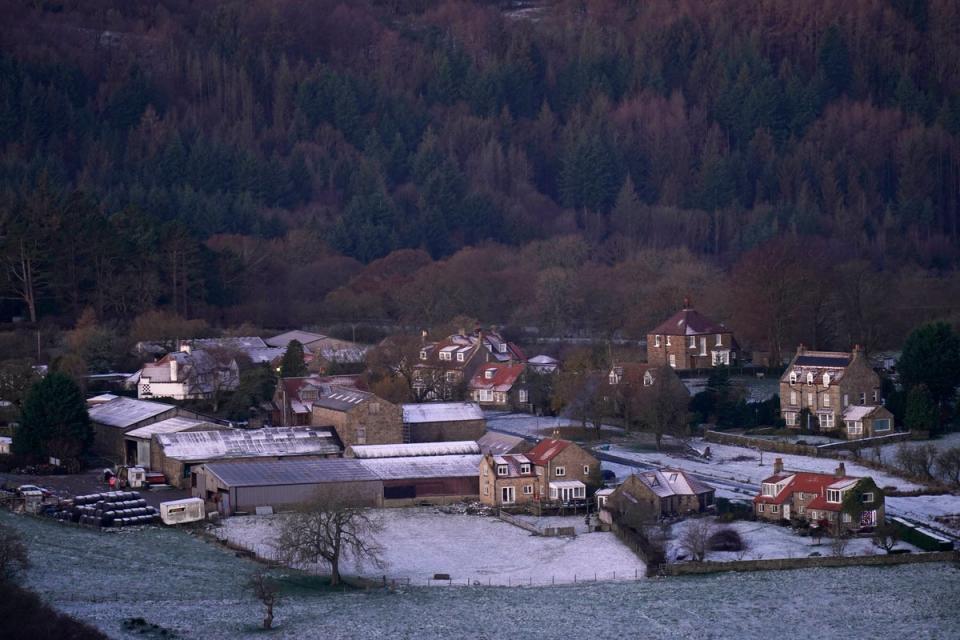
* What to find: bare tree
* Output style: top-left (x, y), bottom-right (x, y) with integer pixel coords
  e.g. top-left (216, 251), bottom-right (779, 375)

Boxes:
top-left (636, 366), bottom-right (691, 450)
top-left (0, 523), bottom-right (30, 583)
top-left (274, 495), bottom-right (385, 586)
top-left (936, 447), bottom-right (960, 486)
top-left (245, 569), bottom-right (281, 630)
top-left (679, 518), bottom-right (713, 562)
top-left (896, 443), bottom-right (938, 480)
top-left (830, 522), bottom-right (850, 557)
top-left (871, 521), bottom-right (900, 553)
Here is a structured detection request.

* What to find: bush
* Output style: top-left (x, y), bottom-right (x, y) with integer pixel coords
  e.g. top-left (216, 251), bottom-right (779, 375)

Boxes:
top-left (708, 527), bottom-right (746, 552)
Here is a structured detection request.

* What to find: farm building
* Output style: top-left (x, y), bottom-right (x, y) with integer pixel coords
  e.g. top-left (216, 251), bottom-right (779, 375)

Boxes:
top-left (401, 402), bottom-right (486, 443)
top-left (153, 427), bottom-right (342, 488)
top-left (359, 454), bottom-right (481, 505)
top-left (88, 396), bottom-right (203, 462)
top-left (122, 417), bottom-right (228, 468)
top-left (476, 431), bottom-right (529, 455)
top-left (346, 441), bottom-right (480, 458)
top-left (311, 387), bottom-right (403, 448)
top-left (194, 458), bottom-right (383, 516)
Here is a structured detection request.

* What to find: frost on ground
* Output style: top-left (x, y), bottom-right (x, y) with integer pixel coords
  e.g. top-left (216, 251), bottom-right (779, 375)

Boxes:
top-left (4, 510), bottom-right (960, 640)
top-left (664, 518), bottom-right (919, 563)
top-left (483, 410), bottom-right (623, 437)
top-left (217, 507), bottom-right (644, 586)
top-left (887, 494), bottom-right (960, 531)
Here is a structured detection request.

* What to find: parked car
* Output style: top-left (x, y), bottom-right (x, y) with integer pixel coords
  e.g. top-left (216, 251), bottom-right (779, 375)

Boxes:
top-left (16, 484), bottom-right (52, 498)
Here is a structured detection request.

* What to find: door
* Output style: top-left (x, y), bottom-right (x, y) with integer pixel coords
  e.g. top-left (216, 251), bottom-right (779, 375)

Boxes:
top-left (501, 486), bottom-right (515, 504)
top-left (783, 504), bottom-right (791, 520)
top-left (218, 489), bottom-right (230, 516)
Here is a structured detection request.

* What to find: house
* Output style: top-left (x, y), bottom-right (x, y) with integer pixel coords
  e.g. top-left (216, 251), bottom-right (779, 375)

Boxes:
top-left (468, 363), bottom-right (528, 409)
top-left (647, 303), bottom-right (739, 370)
top-left (266, 330), bottom-right (368, 372)
top-left (311, 386), bottom-right (403, 448)
top-left (122, 416), bottom-right (227, 468)
top-left (779, 345), bottom-right (889, 438)
top-left (401, 402), bottom-right (486, 443)
top-left (193, 458), bottom-right (383, 516)
top-left (608, 363), bottom-right (657, 387)
top-left (271, 375), bottom-right (361, 426)
top-left (476, 431), bottom-right (529, 456)
top-left (88, 396), bottom-right (204, 461)
top-left (479, 453), bottom-right (540, 506)
top-left (753, 458), bottom-right (885, 533)
top-left (155, 426), bottom-right (342, 488)
top-left (602, 470), bottom-right (715, 526)
top-left (137, 344), bottom-right (240, 402)
top-left (413, 327), bottom-right (525, 400)
top-left (527, 355), bottom-right (559, 374)
top-left (525, 438), bottom-right (600, 503)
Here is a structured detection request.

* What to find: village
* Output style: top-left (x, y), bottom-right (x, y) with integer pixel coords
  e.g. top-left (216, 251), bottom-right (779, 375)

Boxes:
top-left (3, 304), bottom-right (958, 602)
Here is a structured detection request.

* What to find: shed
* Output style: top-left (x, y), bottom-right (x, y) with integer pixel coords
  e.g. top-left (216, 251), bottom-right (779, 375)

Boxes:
top-left (153, 426), bottom-right (342, 488)
top-left (123, 417), bottom-right (226, 468)
top-left (358, 454), bottom-right (481, 504)
top-left (401, 402), bottom-right (486, 443)
top-left (195, 458), bottom-right (383, 515)
top-left (88, 396), bottom-right (200, 461)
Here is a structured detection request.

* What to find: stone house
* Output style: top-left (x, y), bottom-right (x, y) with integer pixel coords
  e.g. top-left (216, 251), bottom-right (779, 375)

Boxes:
top-left (779, 345), bottom-right (888, 438)
top-left (414, 328), bottom-right (525, 400)
top-left (310, 386), bottom-right (403, 449)
top-left (647, 304), bottom-right (739, 370)
top-left (479, 453), bottom-right (540, 506)
top-left (137, 344), bottom-right (240, 402)
top-left (401, 402), bottom-right (486, 443)
top-left (603, 470), bottom-right (715, 526)
top-left (271, 375), bottom-right (361, 426)
top-left (468, 363), bottom-right (529, 410)
top-left (753, 458), bottom-right (884, 533)
top-left (525, 438), bottom-right (599, 502)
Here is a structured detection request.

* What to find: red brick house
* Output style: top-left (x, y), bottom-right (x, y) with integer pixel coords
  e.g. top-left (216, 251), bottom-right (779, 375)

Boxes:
top-left (753, 458), bottom-right (884, 533)
top-left (647, 305), bottom-right (739, 370)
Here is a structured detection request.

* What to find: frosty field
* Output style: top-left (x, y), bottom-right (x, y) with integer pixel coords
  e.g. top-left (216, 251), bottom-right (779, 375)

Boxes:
top-left (5, 510), bottom-right (960, 639)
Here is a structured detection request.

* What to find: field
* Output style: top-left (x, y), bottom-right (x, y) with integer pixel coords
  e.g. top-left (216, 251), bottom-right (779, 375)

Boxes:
top-left (5, 511), bottom-right (960, 639)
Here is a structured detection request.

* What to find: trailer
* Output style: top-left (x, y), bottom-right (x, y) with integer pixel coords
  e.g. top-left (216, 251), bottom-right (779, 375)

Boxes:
top-left (160, 497), bottom-right (205, 525)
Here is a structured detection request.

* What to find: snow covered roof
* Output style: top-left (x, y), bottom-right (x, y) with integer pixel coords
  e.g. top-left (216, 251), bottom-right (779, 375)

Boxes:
top-left (595, 488), bottom-right (614, 497)
top-left (313, 386), bottom-right (374, 412)
top-left (359, 454), bottom-right (482, 480)
top-left (623, 469), bottom-right (715, 499)
top-left (488, 453), bottom-right (533, 477)
top-left (125, 416), bottom-right (218, 440)
top-left (549, 480), bottom-right (586, 489)
top-left (469, 363), bottom-right (525, 392)
top-left (348, 441), bottom-right (480, 459)
top-left (87, 393), bottom-right (119, 405)
top-left (191, 336), bottom-right (268, 350)
top-left (88, 397), bottom-right (177, 429)
top-left (205, 458), bottom-right (378, 487)
top-left (265, 330), bottom-right (327, 348)
top-left (842, 405), bottom-right (883, 421)
top-left (402, 402), bottom-right (484, 424)
top-left (156, 427), bottom-right (341, 462)
top-left (476, 431), bottom-right (525, 455)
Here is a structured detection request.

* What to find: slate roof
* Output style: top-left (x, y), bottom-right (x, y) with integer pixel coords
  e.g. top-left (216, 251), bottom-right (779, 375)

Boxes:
top-left (88, 397), bottom-right (177, 429)
top-left (312, 386), bottom-right (374, 412)
top-left (156, 427), bottom-right (341, 462)
top-left (525, 438), bottom-right (571, 465)
top-left (402, 402), bottom-right (484, 424)
top-left (477, 431), bottom-right (526, 455)
top-left (348, 441), bottom-right (480, 458)
top-left (489, 453), bottom-right (534, 478)
top-left (650, 308), bottom-right (729, 336)
top-left (625, 469), bottom-right (714, 499)
top-left (265, 330), bottom-right (328, 348)
top-left (780, 350), bottom-right (855, 385)
top-left (204, 458), bottom-right (377, 487)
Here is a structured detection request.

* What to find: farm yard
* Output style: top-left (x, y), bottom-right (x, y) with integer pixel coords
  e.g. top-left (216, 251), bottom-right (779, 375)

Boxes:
top-left (4, 510), bottom-right (960, 639)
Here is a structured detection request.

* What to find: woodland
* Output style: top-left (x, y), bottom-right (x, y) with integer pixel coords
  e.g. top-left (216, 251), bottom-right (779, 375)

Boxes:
top-left (1, 0), bottom-right (959, 361)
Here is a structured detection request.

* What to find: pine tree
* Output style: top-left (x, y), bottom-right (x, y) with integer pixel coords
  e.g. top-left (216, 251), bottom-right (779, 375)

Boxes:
top-left (279, 340), bottom-right (308, 378)
top-left (905, 384), bottom-right (939, 435)
top-left (12, 372), bottom-right (92, 464)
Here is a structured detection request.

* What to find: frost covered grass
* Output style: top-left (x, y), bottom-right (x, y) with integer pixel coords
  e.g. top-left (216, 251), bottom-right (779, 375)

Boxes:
top-left (665, 518), bottom-right (920, 563)
top-left (217, 507), bottom-right (644, 586)
top-left (4, 510), bottom-right (960, 639)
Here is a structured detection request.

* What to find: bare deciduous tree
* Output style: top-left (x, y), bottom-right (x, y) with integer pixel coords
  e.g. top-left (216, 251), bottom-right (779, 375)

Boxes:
top-left (636, 366), bottom-right (691, 450)
top-left (274, 495), bottom-right (385, 586)
top-left (871, 521), bottom-right (900, 553)
top-left (245, 569), bottom-right (281, 630)
top-left (679, 518), bottom-right (713, 562)
top-left (896, 443), bottom-right (938, 480)
top-left (936, 447), bottom-right (960, 486)
top-left (830, 523), bottom-right (850, 557)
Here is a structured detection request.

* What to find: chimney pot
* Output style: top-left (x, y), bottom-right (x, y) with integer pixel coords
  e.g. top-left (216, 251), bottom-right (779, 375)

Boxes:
top-left (773, 457), bottom-right (784, 474)
top-left (836, 462), bottom-right (846, 478)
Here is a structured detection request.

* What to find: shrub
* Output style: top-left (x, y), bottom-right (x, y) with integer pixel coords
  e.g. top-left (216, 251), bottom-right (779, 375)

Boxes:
top-left (708, 527), bottom-right (746, 552)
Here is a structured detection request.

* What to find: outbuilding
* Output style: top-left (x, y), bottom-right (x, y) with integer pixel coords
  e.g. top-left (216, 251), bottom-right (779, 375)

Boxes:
top-left (360, 454), bottom-right (482, 505)
top-left (123, 416), bottom-right (226, 468)
top-left (88, 396), bottom-right (203, 462)
top-left (401, 402), bottom-right (486, 443)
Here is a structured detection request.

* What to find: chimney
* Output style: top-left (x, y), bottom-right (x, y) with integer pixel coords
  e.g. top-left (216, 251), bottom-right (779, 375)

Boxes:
top-left (851, 344), bottom-right (862, 359)
top-left (179, 341), bottom-right (191, 354)
top-left (421, 329), bottom-right (428, 345)
top-left (797, 343), bottom-right (806, 355)
top-left (169, 357), bottom-right (178, 382)
top-left (773, 457), bottom-right (783, 475)
top-left (835, 462), bottom-right (846, 478)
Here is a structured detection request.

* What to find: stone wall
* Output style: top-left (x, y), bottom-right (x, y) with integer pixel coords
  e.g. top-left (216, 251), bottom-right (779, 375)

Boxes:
top-left (660, 550), bottom-right (957, 576)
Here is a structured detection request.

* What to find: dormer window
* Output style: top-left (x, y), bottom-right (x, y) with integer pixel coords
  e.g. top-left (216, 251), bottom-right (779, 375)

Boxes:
top-left (520, 463), bottom-right (530, 474)
top-left (499, 343), bottom-right (507, 353)
top-left (439, 351), bottom-right (451, 361)
top-left (420, 350), bottom-right (427, 361)
top-left (643, 372), bottom-right (653, 386)
top-left (456, 352), bottom-right (464, 362)
top-left (789, 372), bottom-right (797, 384)
top-left (761, 483), bottom-right (777, 497)
top-left (485, 369), bottom-right (495, 380)
top-left (609, 373), bottom-right (618, 385)
top-left (806, 372), bottom-right (814, 384)
top-left (826, 489), bottom-right (842, 503)
top-left (823, 373), bottom-right (831, 387)
top-left (497, 465), bottom-right (508, 476)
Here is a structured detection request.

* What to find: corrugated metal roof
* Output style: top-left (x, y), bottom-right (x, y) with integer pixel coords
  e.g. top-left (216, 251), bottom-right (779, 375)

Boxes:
top-left (359, 454), bottom-right (482, 480)
top-left (348, 441), bottom-right (480, 459)
top-left (124, 417), bottom-right (214, 439)
top-left (88, 397), bottom-right (176, 429)
top-left (157, 427), bottom-right (341, 462)
top-left (205, 458), bottom-right (377, 487)
top-left (402, 402), bottom-right (484, 424)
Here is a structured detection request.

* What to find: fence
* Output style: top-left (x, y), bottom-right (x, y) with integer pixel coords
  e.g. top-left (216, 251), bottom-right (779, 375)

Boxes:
top-left (659, 550), bottom-right (958, 576)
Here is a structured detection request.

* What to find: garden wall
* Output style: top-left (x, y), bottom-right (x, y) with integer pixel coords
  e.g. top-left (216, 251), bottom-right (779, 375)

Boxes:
top-left (660, 550), bottom-right (957, 576)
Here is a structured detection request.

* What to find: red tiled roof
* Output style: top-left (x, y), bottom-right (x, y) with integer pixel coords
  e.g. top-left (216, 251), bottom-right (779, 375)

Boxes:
top-left (753, 470), bottom-right (857, 510)
top-left (650, 307), bottom-right (728, 336)
top-left (526, 438), bottom-right (571, 465)
top-left (469, 363), bottom-right (525, 392)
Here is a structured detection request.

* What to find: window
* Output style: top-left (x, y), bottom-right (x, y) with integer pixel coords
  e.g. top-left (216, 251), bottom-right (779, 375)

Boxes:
top-left (827, 489), bottom-right (842, 503)
top-left (356, 426), bottom-right (366, 445)
top-left (689, 336), bottom-right (697, 349)
top-left (420, 350), bottom-right (427, 361)
top-left (861, 492), bottom-right (874, 504)
top-left (823, 373), bottom-right (831, 387)
top-left (789, 371), bottom-right (798, 384)
top-left (643, 372), bottom-right (654, 386)
top-left (873, 419), bottom-right (891, 432)
top-left (518, 389), bottom-right (528, 403)
top-left (497, 465), bottom-right (508, 476)
top-left (757, 504), bottom-right (765, 513)
top-left (520, 463), bottom-right (530, 475)
top-left (445, 371), bottom-right (457, 382)
top-left (501, 486), bottom-right (515, 504)
top-left (842, 513), bottom-right (852, 523)
top-left (784, 412), bottom-right (796, 426)
top-left (583, 465), bottom-right (590, 475)
top-left (523, 484), bottom-right (533, 495)
top-left (439, 351), bottom-right (451, 361)
top-left (609, 372), bottom-right (618, 385)
top-left (669, 354), bottom-right (677, 368)
top-left (554, 466), bottom-right (566, 477)
top-left (843, 394), bottom-right (849, 407)
top-left (798, 505), bottom-right (805, 515)
top-left (762, 483), bottom-right (776, 496)
top-left (807, 372), bottom-right (814, 384)
top-left (771, 505), bottom-right (779, 514)
top-left (499, 343), bottom-right (507, 353)
top-left (666, 336), bottom-right (672, 346)
top-left (485, 369), bottom-right (495, 380)
top-left (872, 390), bottom-right (879, 403)
top-left (369, 402), bottom-right (380, 414)
top-left (790, 391), bottom-right (798, 405)
top-left (819, 413), bottom-right (835, 430)
top-left (550, 486), bottom-right (558, 499)
top-left (598, 495), bottom-right (608, 507)
top-left (716, 334), bottom-right (722, 346)
top-left (483, 466), bottom-right (488, 476)
top-left (859, 392), bottom-right (866, 405)
top-left (846, 420), bottom-right (863, 435)
top-left (807, 393), bottom-right (814, 406)
top-left (823, 394), bottom-right (831, 408)
top-left (654, 335), bottom-right (661, 347)
top-left (483, 485), bottom-right (489, 496)
top-left (456, 352), bottom-right (464, 362)
top-left (574, 486), bottom-right (585, 498)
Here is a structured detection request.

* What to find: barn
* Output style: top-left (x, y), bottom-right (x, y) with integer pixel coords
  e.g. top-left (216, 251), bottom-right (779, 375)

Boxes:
top-left (401, 402), bottom-right (486, 443)
top-left (360, 454), bottom-right (481, 505)
top-left (88, 396), bottom-right (203, 462)
top-left (194, 458), bottom-right (382, 516)
top-left (122, 416), bottom-right (226, 468)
